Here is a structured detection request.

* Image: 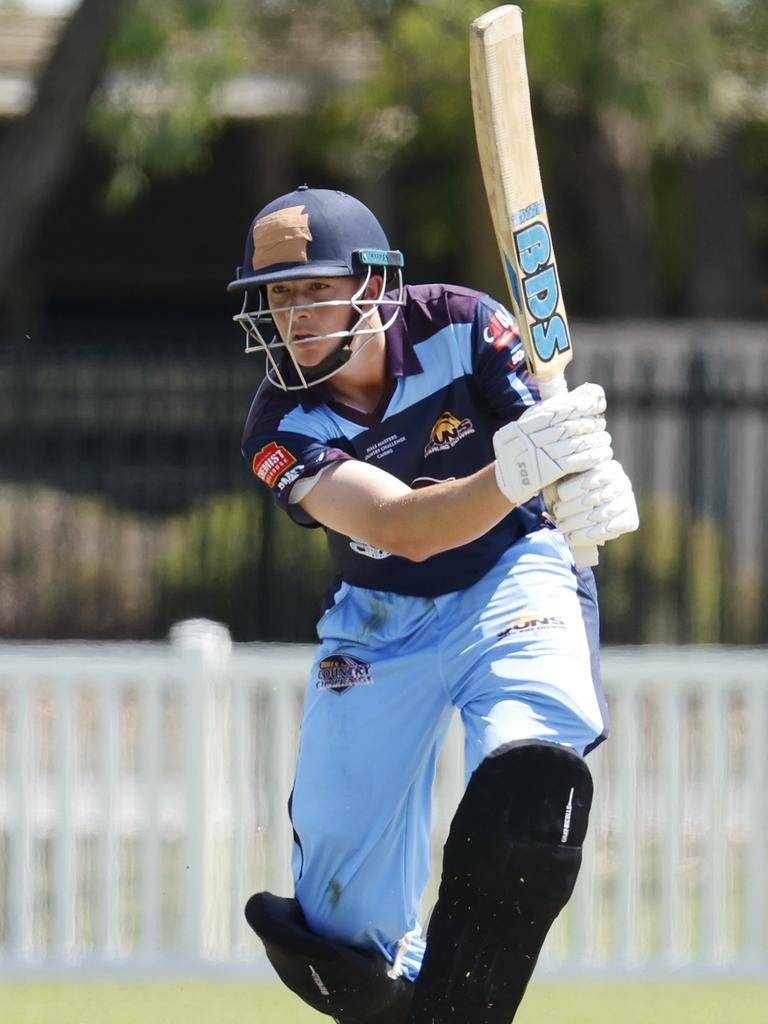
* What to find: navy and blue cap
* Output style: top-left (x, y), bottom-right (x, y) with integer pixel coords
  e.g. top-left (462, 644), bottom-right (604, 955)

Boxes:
top-left (227, 185), bottom-right (404, 293)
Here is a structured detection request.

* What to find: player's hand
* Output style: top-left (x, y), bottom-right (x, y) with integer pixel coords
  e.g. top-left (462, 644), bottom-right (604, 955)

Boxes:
top-left (493, 382), bottom-right (612, 507)
top-left (551, 459), bottom-right (639, 548)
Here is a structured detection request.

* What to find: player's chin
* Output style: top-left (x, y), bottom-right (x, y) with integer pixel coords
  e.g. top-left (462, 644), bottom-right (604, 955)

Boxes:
top-left (292, 348), bottom-right (331, 368)
top-left (293, 335), bottom-right (346, 366)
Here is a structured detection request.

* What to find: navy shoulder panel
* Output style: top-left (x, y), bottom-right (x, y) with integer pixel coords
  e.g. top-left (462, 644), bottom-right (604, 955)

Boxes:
top-left (242, 377), bottom-right (300, 447)
top-left (398, 283), bottom-right (482, 344)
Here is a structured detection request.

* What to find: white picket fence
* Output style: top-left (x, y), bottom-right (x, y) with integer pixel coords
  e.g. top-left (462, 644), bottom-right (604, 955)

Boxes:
top-left (0, 623), bottom-right (766, 978)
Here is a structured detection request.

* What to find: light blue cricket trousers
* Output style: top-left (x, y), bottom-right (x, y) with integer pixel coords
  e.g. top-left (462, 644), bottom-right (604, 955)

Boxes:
top-left (288, 527), bottom-right (607, 981)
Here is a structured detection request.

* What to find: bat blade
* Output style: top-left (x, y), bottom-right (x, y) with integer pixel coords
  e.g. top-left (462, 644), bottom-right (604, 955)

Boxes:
top-left (470, 5), bottom-right (598, 567)
top-left (470, 5), bottom-right (572, 394)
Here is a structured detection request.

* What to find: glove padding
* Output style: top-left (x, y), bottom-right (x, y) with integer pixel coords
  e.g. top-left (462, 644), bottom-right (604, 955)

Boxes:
top-left (493, 382), bottom-right (612, 507)
top-left (552, 459), bottom-right (639, 547)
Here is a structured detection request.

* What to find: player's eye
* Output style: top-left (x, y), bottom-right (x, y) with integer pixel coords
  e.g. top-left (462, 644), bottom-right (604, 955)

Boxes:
top-left (267, 287), bottom-right (292, 307)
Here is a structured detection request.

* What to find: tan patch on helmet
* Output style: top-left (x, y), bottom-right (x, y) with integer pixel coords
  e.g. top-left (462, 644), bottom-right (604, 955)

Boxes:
top-left (251, 206), bottom-right (313, 270)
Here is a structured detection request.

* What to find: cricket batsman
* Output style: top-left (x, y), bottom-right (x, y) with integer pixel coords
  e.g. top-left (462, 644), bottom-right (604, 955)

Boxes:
top-left (229, 186), bottom-right (638, 1023)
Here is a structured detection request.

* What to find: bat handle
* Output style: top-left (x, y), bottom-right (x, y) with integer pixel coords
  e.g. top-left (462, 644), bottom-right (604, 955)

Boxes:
top-left (538, 376), bottom-right (600, 569)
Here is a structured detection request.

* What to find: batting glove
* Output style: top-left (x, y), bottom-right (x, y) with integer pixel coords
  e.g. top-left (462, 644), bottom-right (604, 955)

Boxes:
top-left (552, 459), bottom-right (639, 547)
top-left (493, 382), bottom-right (613, 507)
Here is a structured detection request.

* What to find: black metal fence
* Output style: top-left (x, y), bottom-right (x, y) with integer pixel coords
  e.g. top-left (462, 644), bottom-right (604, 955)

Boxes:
top-left (1, 317), bottom-right (767, 642)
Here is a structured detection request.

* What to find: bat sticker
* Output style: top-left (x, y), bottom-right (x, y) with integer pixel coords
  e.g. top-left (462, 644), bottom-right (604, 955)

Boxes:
top-left (503, 251), bottom-right (524, 315)
top-left (513, 221), bottom-right (571, 364)
top-left (511, 199), bottom-right (545, 227)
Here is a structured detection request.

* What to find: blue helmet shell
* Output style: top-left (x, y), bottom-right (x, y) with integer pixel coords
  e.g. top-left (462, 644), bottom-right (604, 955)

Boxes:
top-left (227, 185), bottom-right (404, 292)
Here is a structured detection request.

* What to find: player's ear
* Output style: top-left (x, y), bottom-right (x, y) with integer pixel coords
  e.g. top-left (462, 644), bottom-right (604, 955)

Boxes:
top-left (364, 274), bottom-right (385, 301)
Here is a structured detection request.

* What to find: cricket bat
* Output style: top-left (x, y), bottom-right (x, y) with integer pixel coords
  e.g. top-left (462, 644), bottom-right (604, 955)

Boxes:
top-left (469, 4), bottom-right (598, 567)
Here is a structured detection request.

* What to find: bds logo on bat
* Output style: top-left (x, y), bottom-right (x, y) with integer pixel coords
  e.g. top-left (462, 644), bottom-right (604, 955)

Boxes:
top-left (513, 221), bottom-right (571, 365)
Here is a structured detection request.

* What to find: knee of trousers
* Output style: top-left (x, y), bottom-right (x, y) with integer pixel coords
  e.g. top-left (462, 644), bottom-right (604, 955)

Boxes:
top-left (442, 739), bottom-right (594, 908)
top-left (245, 892), bottom-right (414, 1024)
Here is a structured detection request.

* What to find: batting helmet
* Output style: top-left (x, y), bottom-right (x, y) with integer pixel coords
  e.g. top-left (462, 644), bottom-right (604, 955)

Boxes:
top-left (228, 186), bottom-right (405, 390)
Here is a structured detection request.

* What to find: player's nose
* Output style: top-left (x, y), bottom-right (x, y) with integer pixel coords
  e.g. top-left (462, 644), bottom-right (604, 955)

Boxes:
top-left (291, 291), bottom-right (314, 315)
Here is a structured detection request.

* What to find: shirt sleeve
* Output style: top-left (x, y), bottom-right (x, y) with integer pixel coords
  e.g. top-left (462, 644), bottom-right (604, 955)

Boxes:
top-left (471, 294), bottom-right (540, 421)
top-left (242, 429), bottom-right (352, 527)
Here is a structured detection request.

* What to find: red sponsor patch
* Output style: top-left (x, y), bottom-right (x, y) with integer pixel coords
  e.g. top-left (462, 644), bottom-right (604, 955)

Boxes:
top-left (484, 308), bottom-right (520, 351)
top-left (252, 442), bottom-right (297, 487)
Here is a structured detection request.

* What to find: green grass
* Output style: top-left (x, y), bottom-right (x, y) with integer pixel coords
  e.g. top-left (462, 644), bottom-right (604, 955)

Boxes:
top-left (1, 980), bottom-right (766, 1024)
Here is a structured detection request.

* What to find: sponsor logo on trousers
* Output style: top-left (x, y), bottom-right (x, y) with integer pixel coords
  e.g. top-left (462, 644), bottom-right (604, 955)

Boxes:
top-left (497, 614), bottom-right (565, 638)
top-left (317, 654), bottom-right (373, 694)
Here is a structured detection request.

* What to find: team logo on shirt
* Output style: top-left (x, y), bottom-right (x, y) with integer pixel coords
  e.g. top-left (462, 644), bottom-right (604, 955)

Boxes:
top-left (252, 441), bottom-right (297, 487)
top-left (497, 612), bottom-right (566, 638)
top-left (483, 307), bottom-right (520, 351)
top-left (317, 654), bottom-right (373, 695)
top-left (424, 411), bottom-right (475, 457)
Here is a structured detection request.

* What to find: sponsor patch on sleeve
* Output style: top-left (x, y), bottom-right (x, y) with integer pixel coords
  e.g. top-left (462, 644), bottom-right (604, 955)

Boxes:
top-left (483, 307), bottom-right (520, 351)
top-left (252, 442), bottom-right (297, 488)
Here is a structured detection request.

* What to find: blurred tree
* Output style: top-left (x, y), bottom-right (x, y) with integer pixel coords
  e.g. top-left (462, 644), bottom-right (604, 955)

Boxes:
top-left (88, 0), bottom-right (248, 208)
top-left (0, 0), bottom-right (765, 309)
top-left (0, 0), bottom-right (129, 304)
top-left (531, 0), bottom-right (768, 315)
top-left (287, 0), bottom-right (768, 314)
top-left (0, 0), bottom-right (250, 305)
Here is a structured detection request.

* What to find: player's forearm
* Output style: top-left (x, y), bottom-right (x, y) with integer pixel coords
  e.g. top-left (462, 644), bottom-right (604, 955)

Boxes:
top-left (300, 458), bottom-right (516, 562)
top-left (299, 383), bottom-right (612, 561)
top-left (368, 464), bottom-right (514, 561)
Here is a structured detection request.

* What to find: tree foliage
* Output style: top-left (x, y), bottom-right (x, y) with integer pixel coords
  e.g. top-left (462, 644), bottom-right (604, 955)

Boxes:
top-left (1, 0), bottom-right (765, 307)
top-left (260, 1), bottom-right (767, 163)
top-left (0, 0), bottom-right (129, 300)
top-left (89, 1), bottom-right (768, 202)
top-left (88, 0), bottom-right (249, 207)
top-left (12, 0), bottom-right (768, 215)
top-left (242, 1), bottom-right (765, 309)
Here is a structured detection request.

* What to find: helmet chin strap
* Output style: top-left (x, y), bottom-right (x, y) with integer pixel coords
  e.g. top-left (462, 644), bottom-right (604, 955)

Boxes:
top-left (293, 300), bottom-right (379, 384)
top-left (299, 338), bottom-right (353, 383)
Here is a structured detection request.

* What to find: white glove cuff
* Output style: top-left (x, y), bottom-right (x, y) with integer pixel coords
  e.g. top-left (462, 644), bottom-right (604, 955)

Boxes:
top-left (494, 458), bottom-right (516, 506)
top-left (494, 458), bottom-right (533, 507)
